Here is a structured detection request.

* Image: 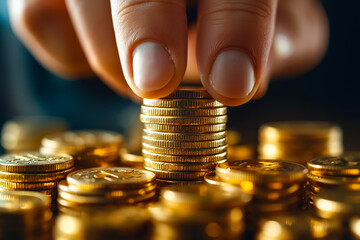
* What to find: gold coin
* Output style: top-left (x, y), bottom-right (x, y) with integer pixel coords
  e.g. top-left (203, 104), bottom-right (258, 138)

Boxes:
top-left (0, 167), bottom-right (74, 183)
top-left (41, 130), bottom-right (124, 150)
top-left (67, 167), bottom-right (156, 191)
top-left (0, 180), bottom-right (58, 190)
top-left (143, 129), bottom-right (226, 141)
top-left (58, 190), bottom-right (156, 204)
top-left (140, 114), bottom-right (227, 125)
top-left (142, 136), bottom-right (227, 149)
top-left (308, 155), bottom-right (360, 177)
top-left (144, 159), bottom-right (225, 172)
top-left (142, 143), bottom-right (227, 155)
top-left (143, 99), bottom-right (223, 108)
top-left (162, 87), bottom-right (212, 99)
top-left (0, 152), bottom-right (73, 173)
top-left (216, 160), bottom-right (308, 184)
top-left (307, 173), bottom-right (360, 185)
top-left (142, 150), bottom-right (227, 163)
top-left (259, 121), bottom-right (342, 142)
top-left (144, 123), bottom-right (226, 133)
top-left (144, 167), bottom-right (209, 180)
top-left (141, 106), bottom-right (227, 117)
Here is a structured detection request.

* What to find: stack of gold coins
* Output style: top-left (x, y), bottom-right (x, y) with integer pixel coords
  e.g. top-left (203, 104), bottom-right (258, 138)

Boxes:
top-left (140, 87), bottom-right (228, 183)
top-left (149, 184), bottom-right (251, 240)
top-left (0, 191), bottom-right (53, 239)
top-left (57, 167), bottom-right (156, 210)
top-left (207, 159), bottom-right (308, 230)
top-left (307, 154), bottom-right (360, 205)
top-left (258, 121), bottom-right (343, 165)
top-left (54, 206), bottom-right (150, 240)
top-left (1, 116), bottom-right (68, 153)
top-left (0, 152), bottom-right (74, 204)
top-left (40, 130), bottom-right (124, 169)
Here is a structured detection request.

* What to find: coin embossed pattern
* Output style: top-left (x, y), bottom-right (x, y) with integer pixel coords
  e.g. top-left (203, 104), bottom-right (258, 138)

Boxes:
top-left (57, 167), bottom-right (157, 208)
top-left (140, 87), bottom-right (228, 183)
top-left (0, 152), bottom-right (74, 202)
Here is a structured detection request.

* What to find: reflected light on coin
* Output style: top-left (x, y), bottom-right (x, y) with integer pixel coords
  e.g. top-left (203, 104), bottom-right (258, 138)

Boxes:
top-left (205, 222), bottom-right (222, 238)
top-left (263, 220), bottom-right (282, 238)
top-left (240, 181), bottom-right (254, 192)
top-left (316, 199), bottom-right (337, 212)
top-left (60, 215), bottom-right (79, 235)
top-left (261, 144), bottom-right (278, 158)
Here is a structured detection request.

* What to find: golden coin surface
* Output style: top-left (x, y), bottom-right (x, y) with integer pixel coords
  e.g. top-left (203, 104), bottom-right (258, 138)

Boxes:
top-left (0, 191), bottom-right (50, 212)
top-left (144, 123), bottom-right (226, 133)
top-left (0, 180), bottom-right (58, 190)
top-left (216, 160), bottom-right (308, 184)
top-left (162, 87), bottom-right (212, 99)
top-left (259, 121), bottom-right (342, 142)
top-left (140, 115), bottom-right (227, 125)
top-left (141, 106), bottom-right (227, 117)
top-left (142, 136), bottom-right (226, 148)
top-left (142, 143), bottom-right (227, 155)
top-left (144, 159), bottom-right (224, 172)
top-left (0, 167), bottom-right (74, 182)
top-left (41, 130), bottom-right (124, 150)
top-left (143, 129), bottom-right (226, 141)
top-left (143, 99), bottom-right (223, 108)
top-left (0, 152), bottom-right (73, 173)
top-left (67, 167), bottom-right (156, 191)
top-left (308, 155), bottom-right (360, 176)
top-left (142, 150), bottom-right (227, 163)
top-left (144, 168), bottom-right (209, 180)
top-left (307, 173), bottom-right (360, 185)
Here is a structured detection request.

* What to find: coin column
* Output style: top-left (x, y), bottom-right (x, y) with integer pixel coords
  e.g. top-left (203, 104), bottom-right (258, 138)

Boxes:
top-left (140, 88), bottom-right (228, 183)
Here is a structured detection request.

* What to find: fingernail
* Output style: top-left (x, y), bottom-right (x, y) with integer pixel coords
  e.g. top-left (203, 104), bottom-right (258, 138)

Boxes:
top-left (209, 50), bottom-right (255, 99)
top-left (133, 42), bottom-right (174, 91)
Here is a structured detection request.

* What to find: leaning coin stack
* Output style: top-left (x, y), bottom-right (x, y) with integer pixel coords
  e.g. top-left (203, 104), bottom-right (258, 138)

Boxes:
top-left (149, 184), bottom-right (251, 240)
top-left (0, 152), bottom-right (74, 204)
top-left (307, 154), bottom-right (360, 205)
top-left (57, 167), bottom-right (157, 210)
top-left (40, 130), bottom-right (124, 169)
top-left (0, 191), bottom-right (53, 240)
top-left (140, 87), bottom-right (228, 183)
top-left (207, 159), bottom-right (308, 230)
top-left (258, 121), bottom-right (343, 165)
top-left (1, 116), bottom-right (68, 153)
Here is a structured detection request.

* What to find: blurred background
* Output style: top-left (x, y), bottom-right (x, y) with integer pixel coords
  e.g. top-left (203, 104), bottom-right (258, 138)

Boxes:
top-left (0, 1), bottom-right (359, 153)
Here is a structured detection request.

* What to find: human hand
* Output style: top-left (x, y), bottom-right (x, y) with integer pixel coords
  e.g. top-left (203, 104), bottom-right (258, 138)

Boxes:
top-left (8, 0), bottom-right (328, 106)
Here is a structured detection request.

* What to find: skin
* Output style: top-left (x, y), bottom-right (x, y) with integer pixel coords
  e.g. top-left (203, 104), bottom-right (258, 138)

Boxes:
top-left (7, 0), bottom-right (328, 106)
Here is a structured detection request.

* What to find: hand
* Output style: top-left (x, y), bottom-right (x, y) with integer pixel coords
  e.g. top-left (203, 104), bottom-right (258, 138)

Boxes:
top-left (8, 0), bottom-right (328, 106)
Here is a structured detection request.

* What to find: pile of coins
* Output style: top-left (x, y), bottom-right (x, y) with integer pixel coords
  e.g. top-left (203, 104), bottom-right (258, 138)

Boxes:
top-left (40, 130), bottom-right (124, 169)
top-left (0, 191), bottom-right (53, 239)
top-left (0, 152), bottom-right (74, 204)
top-left (307, 154), bottom-right (360, 204)
top-left (140, 87), bottom-right (228, 183)
top-left (54, 206), bottom-right (150, 240)
top-left (57, 167), bottom-right (156, 210)
top-left (206, 159), bottom-right (308, 230)
top-left (149, 184), bottom-right (251, 240)
top-left (1, 116), bottom-right (67, 153)
top-left (258, 121), bottom-right (343, 164)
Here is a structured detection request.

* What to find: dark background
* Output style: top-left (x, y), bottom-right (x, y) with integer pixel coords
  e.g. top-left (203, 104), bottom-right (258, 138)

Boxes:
top-left (0, 1), bottom-right (359, 153)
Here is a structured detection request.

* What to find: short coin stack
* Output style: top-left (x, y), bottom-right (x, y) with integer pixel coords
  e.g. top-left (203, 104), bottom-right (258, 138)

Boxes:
top-left (140, 87), bottom-right (228, 182)
top-left (258, 121), bottom-right (343, 165)
top-left (307, 154), bottom-right (360, 205)
top-left (0, 191), bottom-right (53, 239)
top-left (149, 184), bottom-right (251, 240)
top-left (207, 159), bottom-right (308, 229)
top-left (0, 152), bottom-right (74, 204)
top-left (57, 167), bottom-right (156, 210)
top-left (40, 130), bottom-right (124, 169)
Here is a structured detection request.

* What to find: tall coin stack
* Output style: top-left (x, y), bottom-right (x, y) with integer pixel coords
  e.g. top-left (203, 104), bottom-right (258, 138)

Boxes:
top-left (40, 130), bottom-right (124, 169)
top-left (0, 191), bottom-right (53, 240)
top-left (258, 121), bottom-right (343, 165)
top-left (57, 167), bottom-right (157, 211)
top-left (207, 159), bottom-right (308, 230)
top-left (307, 154), bottom-right (360, 205)
top-left (140, 87), bottom-right (228, 183)
top-left (0, 152), bottom-right (74, 205)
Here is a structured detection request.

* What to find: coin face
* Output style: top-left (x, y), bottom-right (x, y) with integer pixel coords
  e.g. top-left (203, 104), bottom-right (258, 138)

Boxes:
top-left (67, 167), bottom-right (156, 190)
top-left (0, 152), bottom-right (74, 173)
top-left (0, 191), bottom-right (50, 212)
